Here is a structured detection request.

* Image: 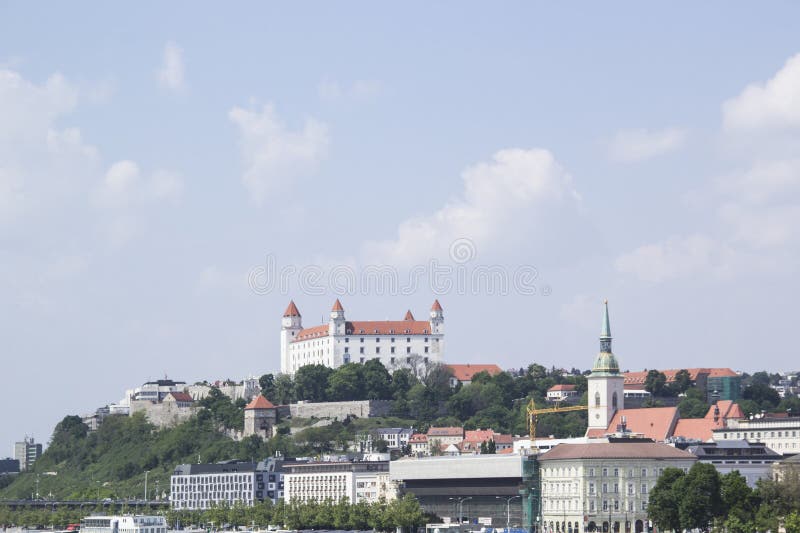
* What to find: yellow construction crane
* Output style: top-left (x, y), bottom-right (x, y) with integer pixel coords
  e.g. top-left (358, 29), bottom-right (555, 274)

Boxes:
top-left (527, 399), bottom-right (588, 445)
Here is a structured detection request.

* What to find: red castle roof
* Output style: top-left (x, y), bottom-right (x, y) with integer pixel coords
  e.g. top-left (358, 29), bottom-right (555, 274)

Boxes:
top-left (283, 301), bottom-right (301, 317)
top-left (245, 396), bottom-right (275, 410)
top-left (332, 299), bottom-right (344, 312)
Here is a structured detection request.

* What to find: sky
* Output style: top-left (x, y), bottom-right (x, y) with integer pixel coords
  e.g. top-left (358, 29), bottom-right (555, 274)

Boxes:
top-left (2, 2), bottom-right (800, 452)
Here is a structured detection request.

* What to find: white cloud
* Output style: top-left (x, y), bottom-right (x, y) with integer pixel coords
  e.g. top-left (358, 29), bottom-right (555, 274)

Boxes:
top-left (0, 69), bottom-right (98, 222)
top-left (92, 160), bottom-right (140, 209)
top-left (560, 294), bottom-right (602, 331)
top-left (615, 234), bottom-right (738, 283)
top-left (228, 102), bottom-right (329, 204)
top-left (362, 148), bottom-right (580, 266)
top-left (722, 53), bottom-right (800, 132)
top-left (318, 79), bottom-right (382, 101)
top-left (150, 169), bottom-right (184, 202)
top-left (157, 41), bottom-right (185, 91)
top-left (608, 127), bottom-right (687, 162)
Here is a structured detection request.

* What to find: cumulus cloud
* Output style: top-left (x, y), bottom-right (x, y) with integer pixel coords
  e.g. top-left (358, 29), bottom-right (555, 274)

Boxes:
top-left (150, 169), bottom-right (184, 202)
top-left (722, 53), bottom-right (800, 132)
top-left (362, 148), bottom-right (580, 266)
top-left (615, 234), bottom-right (738, 283)
top-left (0, 69), bottom-right (98, 222)
top-left (608, 127), bottom-right (687, 162)
top-left (92, 160), bottom-right (140, 209)
top-left (228, 103), bottom-right (329, 204)
top-left (157, 41), bottom-right (185, 91)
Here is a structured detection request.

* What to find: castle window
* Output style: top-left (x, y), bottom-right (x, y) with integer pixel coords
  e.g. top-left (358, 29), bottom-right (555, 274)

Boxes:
top-left (391, 347), bottom-right (395, 354)
top-left (424, 337), bottom-right (428, 342)
top-left (612, 392), bottom-right (618, 409)
top-left (359, 347), bottom-right (364, 354)
top-left (376, 347), bottom-right (381, 354)
top-left (376, 337), bottom-right (380, 342)
top-left (345, 338), bottom-right (349, 343)
top-left (406, 337), bottom-right (411, 342)
top-left (360, 338), bottom-right (364, 343)
top-left (424, 346), bottom-right (429, 353)
top-left (344, 347), bottom-right (349, 354)
top-left (391, 337), bottom-right (395, 342)
top-left (406, 347), bottom-right (411, 354)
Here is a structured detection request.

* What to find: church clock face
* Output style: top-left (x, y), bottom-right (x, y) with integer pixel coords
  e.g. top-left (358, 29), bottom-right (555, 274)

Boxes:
top-left (595, 413), bottom-right (600, 420)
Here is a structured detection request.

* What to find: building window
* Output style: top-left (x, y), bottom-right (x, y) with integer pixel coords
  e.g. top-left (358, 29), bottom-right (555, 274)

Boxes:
top-left (590, 501), bottom-right (595, 512)
top-left (641, 484), bottom-right (647, 494)
top-left (627, 483), bottom-right (634, 495)
top-left (424, 346), bottom-right (429, 353)
top-left (391, 338), bottom-right (395, 343)
top-left (345, 338), bottom-right (349, 343)
top-left (641, 468), bottom-right (647, 477)
top-left (391, 347), bottom-right (395, 354)
top-left (641, 502), bottom-right (647, 511)
top-left (589, 468), bottom-right (595, 477)
top-left (602, 468), bottom-right (608, 477)
top-left (614, 500), bottom-right (619, 511)
top-left (602, 501), bottom-right (608, 512)
top-left (406, 347), bottom-right (411, 354)
top-left (595, 392), bottom-right (601, 407)
top-left (425, 337), bottom-right (428, 342)
top-left (613, 468), bottom-right (619, 477)
top-left (589, 482), bottom-right (595, 495)
top-left (344, 347), bottom-right (349, 354)
top-left (376, 347), bottom-right (381, 354)
top-left (360, 337), bottom-right (364, 343)
top-left (602, 483), bottom-right (608, 493)
top-left (359, 347), bottom-right (364, 354)
top-left (376, 337), bottom-right (380, 342)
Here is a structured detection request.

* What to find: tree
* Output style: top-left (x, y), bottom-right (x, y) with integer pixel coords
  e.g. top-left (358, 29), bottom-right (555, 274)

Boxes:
top-left (327, 363), bottom-right (365, 401)
top-left (273, 374), bottom-right (295, 405)
top-left (742, 382), bottom-right (780, 410)
top-left (294, 364), bottom-right (333, 402)
top-left (391, 368), bottom-right (417, 400)
top-left (362, 359), bottom-right (392, 400)
top-left (678, 462), bottom-right (722, 531)
top-left (786, 511), bottom-right (800, 533)
top-left (259, 374), bottom-right (276, 401)
top-left (672, 369), bottom-right (692, 393)
top-left (647, 467), bottom-right (685, 532)
top-left (644, 370), bottom-right (668, 397)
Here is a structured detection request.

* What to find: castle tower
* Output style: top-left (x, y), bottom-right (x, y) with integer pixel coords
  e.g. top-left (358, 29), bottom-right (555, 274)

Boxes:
top-left (587, 300), bottom-right (624, 431)
top-left (429, 299), bottom-right (444, 334)
top-left (328, 299), bottom-right (346, 336)
top-left (280, 301), bottom-right (302, 374)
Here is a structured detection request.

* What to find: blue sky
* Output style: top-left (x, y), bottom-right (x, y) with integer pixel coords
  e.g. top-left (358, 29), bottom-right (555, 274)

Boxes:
top-left (2, 2), bottom-right (800, 450)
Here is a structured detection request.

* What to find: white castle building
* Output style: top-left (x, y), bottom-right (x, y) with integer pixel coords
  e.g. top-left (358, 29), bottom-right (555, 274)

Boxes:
top-left (280, 299), bottom-right (444, 374)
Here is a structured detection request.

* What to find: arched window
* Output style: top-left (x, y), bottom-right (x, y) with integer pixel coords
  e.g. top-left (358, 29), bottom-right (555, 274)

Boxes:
top-left (612, 391), bottom-right (618, 409)
top-left (595, 392), bottom-right (601, 407)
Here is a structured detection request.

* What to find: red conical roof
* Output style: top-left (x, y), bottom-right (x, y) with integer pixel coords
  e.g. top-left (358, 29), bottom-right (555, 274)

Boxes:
top-left (245, 395), bottom-right (275, 409)
top-left (331, 299), bottom-right (344, 312)
top-left (431, 299), bottom-right (443, 311)
top-left (404, 310), bottom-right (415, 321)
top-left (283, 300), bottom-right (301, 317)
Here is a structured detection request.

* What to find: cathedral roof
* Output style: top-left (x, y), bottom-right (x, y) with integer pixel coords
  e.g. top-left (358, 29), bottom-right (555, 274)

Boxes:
top-left (283, 300), bottom-right (301, 317)
top-left (592, 351), bottom-right (620, 374)
top-left (586, 407), bottom-right (680, 441)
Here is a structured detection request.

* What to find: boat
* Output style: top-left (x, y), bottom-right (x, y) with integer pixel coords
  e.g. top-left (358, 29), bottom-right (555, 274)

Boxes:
top-left (81, 515), bottom-right (168, 533)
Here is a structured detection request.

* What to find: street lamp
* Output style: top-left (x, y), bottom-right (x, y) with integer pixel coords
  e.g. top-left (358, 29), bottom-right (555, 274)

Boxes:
top-left (144, 470), bottom-right (150, 501)
top-left (496, 495), bottom-right (521, 532)
top-left (449, 496), bottom-right (472, 531)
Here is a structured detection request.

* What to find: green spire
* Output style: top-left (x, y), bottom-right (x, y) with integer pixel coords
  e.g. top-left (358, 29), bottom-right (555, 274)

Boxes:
top-left (601, 299), bottom-right (611, 338)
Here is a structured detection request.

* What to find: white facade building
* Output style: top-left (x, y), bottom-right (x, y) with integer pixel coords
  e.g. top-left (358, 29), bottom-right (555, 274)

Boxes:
top-left (539, 442), bottom-right (697, 533)
top-left (713, 416), bottom-right (800, 455)
top-left (171, 459), bottom-right (289, 510)
top-left (81, 515), bottom-right (166, 533)
top-left (280, 300), bottom-right (444, 374)
top-left (283, 459), bottom-right (391, 503)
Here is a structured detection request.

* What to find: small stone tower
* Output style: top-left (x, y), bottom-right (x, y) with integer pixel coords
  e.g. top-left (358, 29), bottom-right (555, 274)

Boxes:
top-left (243, 395), bottom-right (277, 440)
top-left (328, 299), bottom-right (346, 336)
top-left (429, 299), bottom-right (444, 334)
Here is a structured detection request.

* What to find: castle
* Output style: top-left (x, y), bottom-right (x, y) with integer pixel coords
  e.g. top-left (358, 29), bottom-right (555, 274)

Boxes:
top-left (280, 299), bottom-right (444, 374)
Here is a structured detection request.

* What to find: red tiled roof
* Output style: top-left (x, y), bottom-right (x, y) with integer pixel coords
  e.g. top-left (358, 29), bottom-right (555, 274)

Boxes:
top-left (585, 407), bottom-right (679, 441)
top-left (409, 433), bottom-right (428, 443)
top-left (427, 426), bottom-right (464, 437)
top-left (332, 299), bottom-right (344, 312)
top-left (292, 320), bottom-right (433, 342)
top-left (498, 447), bottom-right (515, 454)
top-left (540, 442), bottom-right (696, 461)
top-left (447, 364), bottom-right (503, 381)
top-left (548, 384), bottom-right (577, 392)
top-left (293, 324), bottom-right (329, 342)
top-left (431, 299), bottom-right (443, 311)
top-left (404, 310), bottom-right (415, 321)
top-left (673, 418), bottom-right (715, 442)
top-left (623, 368), bottom-right (738, 385)
top-left (284, 300), bottom-right (301, 317)
top-left (464, 429), bottom-right (495, 442)
top-left (245, 395), bottom-right (275, 410)
top-left (493, 434), bottom-right (514, 444)
top-left (166, 392), bottom-right (193, 403)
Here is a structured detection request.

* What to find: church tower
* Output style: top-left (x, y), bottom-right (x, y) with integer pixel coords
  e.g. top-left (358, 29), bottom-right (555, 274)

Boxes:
top-left (280, 301), bottom-right (302, 374)
top-left (429, 299), bottom-right (444, 334)
top-left (587, 300), bottom-right (625, 431)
